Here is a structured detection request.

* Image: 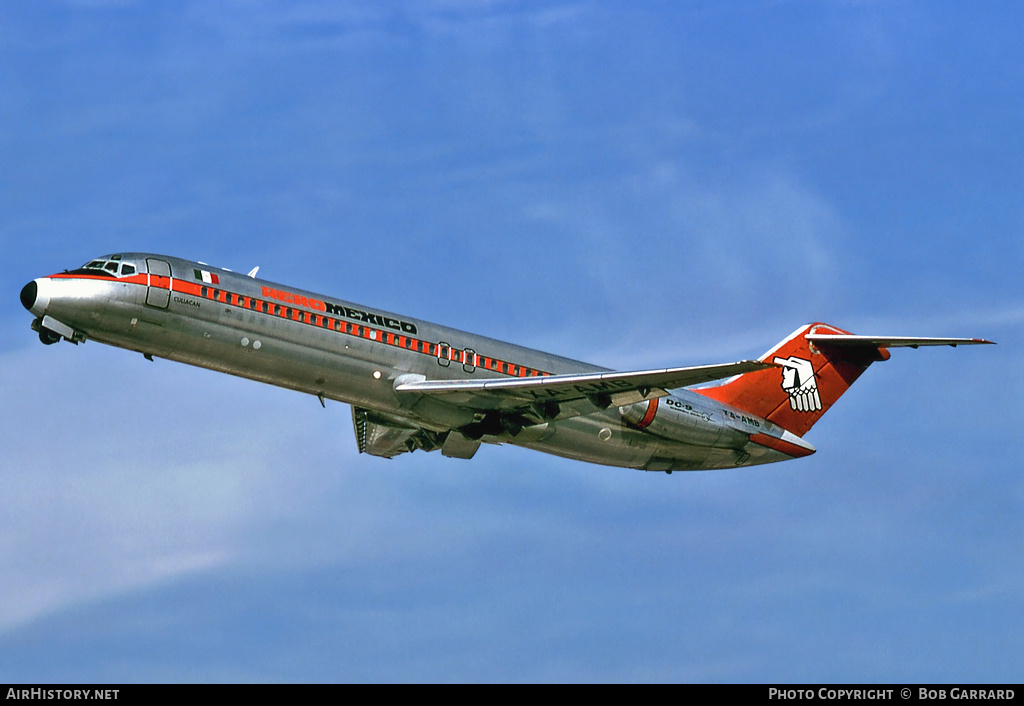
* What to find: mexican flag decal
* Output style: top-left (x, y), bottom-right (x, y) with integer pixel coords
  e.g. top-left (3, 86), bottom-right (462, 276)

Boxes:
top-left (194, 269), bottom-right (220, 285)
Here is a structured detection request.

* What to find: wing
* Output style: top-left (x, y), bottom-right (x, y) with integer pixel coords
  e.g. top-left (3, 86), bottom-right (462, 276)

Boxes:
top-left (394, 359), bottom-right (775, 417)
top-left (359, 360), bottom-right (773, 457)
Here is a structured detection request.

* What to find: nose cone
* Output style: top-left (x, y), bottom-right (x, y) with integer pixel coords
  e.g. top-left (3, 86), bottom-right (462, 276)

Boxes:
top-left (20, 278), bottom-right (50, 317)
top-left (20, 281), bottom-right (37, 311)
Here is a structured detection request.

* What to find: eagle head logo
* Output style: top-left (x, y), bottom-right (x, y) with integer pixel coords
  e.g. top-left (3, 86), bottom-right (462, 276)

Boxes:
top-left (772, 356), bottom-right (822, 412)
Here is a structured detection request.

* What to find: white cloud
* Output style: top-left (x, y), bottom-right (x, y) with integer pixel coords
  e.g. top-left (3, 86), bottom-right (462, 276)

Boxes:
top-left (0, 344), bottom-right (324, 631)
top-left (519, 162), bottom-right (850, 367)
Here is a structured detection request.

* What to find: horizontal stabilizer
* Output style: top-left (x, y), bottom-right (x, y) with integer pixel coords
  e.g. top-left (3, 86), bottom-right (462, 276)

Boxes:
top-left (699, 322), bottom-right (993, 437)
top-left (806, 334), bottom-right (995, 348)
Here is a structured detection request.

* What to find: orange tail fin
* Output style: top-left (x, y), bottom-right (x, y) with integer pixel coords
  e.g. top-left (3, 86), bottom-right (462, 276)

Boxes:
top-left (697, 323), bottom-right (889, 436)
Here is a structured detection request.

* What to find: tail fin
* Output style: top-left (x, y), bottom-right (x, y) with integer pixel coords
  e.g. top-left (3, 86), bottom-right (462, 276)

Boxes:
top-left (697, 323), bottom-right (993, 436)
top-left (697, 323), bottom-right (888, 436)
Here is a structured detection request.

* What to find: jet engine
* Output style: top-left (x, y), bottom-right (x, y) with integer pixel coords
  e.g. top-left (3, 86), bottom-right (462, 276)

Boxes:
top-left (620, 394), bottom-right (732, 448)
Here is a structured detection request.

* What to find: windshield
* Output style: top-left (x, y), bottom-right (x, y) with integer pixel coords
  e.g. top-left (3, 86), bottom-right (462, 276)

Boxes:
top-left (71, 255), bottom-right (138, 278)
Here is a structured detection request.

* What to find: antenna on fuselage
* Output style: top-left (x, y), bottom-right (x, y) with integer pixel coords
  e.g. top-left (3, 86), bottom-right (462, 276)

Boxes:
top-left (247, 266), bottom-right (260, 278)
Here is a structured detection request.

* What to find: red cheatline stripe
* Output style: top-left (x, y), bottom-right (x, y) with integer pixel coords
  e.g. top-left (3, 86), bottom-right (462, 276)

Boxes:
top-left (748, 433), bottom-right (815, 458)
top-left (48, 272), bottom-right (555, 378)
top-left (174, 280), bottom-right (202, 296)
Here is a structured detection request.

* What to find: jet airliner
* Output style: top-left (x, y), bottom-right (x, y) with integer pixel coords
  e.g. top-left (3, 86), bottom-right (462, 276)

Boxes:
top-left (20, 254), bottom-right (993, 472)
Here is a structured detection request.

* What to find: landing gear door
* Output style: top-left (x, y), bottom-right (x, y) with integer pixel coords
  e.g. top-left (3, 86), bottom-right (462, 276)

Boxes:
top-left (146, 258), bottom-right (172, 308)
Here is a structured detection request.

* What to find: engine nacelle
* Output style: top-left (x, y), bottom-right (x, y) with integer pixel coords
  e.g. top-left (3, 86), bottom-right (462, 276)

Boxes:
top-left (621, 393), bottom-right (734, 448)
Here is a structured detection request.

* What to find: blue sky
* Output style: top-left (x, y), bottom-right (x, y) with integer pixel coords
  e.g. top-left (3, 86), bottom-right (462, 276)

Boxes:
top-left (2, 0), bottom-right (1022, 683)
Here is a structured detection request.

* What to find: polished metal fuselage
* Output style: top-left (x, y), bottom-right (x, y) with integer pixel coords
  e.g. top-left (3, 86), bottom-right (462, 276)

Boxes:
top-left (24, 253), bottom-right (801, 471)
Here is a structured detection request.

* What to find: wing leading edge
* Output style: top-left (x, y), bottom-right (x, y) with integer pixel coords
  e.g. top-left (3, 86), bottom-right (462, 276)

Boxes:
top-left (394, 359), bottom-right (775, 412)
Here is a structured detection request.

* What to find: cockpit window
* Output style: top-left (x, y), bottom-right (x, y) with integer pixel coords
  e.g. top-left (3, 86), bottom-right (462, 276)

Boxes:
top-left (72, 256), bottom-right (140, 279)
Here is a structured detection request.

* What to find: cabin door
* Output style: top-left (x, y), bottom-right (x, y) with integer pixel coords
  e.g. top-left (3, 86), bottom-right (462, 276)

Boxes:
top-left (146, 258), bottom-right (172, 308)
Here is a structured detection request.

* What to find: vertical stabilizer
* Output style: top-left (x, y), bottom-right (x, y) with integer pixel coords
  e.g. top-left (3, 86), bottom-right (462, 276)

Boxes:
top-left (696, 323), bottom-right (889, 436)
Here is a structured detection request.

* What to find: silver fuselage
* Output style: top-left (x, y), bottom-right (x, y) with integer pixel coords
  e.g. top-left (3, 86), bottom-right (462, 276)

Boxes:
top-left (22, 253), bottom-right (810, 471)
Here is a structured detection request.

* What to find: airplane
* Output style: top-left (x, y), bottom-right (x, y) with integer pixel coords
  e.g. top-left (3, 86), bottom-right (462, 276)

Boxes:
top-left (19, 253), bottom-right (994, 473)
